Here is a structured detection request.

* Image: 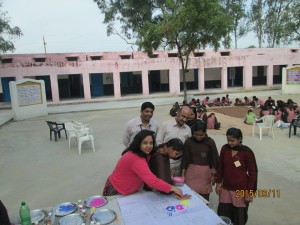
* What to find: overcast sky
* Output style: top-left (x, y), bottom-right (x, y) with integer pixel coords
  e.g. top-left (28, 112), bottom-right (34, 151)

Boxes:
top-left (2, 0), bottom-right (295, 54)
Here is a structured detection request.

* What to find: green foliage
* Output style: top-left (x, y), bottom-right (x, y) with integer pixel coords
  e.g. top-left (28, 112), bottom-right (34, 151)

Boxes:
top-left (284, 1), bottom-right (300, 43)
top-left (248, 0), bottom-right (265, 48)
top-left (224, 0), bottom-right (248, 48)
top-left (0, 2), bottom-right (23, 53)
top-left (248, 0), bottom-right (299, 48)
top-left (94, 0), bottom-right (232, 100)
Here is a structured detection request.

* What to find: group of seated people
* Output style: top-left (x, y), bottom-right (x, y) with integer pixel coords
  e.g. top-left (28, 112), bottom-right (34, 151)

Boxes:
top-left (198, 95), bottom-right (232, 108)
top-left (170, 94), bottom-right (233, 117)
top-left (171, 95), bottom-right (299, 129)
top-left (244, 97), bottom-right (299, 125)
top-left (234, 95), bottom-right (265, 107)
top-left (170, 102), bottom-right (221, 130)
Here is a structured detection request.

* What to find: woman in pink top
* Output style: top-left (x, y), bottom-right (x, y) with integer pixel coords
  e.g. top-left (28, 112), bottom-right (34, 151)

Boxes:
top-left (273, 108), bottom-right (282, 122)
top-left (259, 106), bottom-right (270, 118)
top-left (257, 98), bottom-right (264, 107)
top-left (202, 96), bottom-right (211, 107)
top-left (207, 113), bottom-right (220, 129)
top-left (285, 107), bottom-right (295, 123)
top-left (102, 130), bottom-right (184, 198)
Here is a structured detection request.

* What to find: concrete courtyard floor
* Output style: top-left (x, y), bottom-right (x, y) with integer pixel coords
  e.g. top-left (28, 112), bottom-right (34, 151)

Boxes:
top-left (0, 89), bottom-right (300, 225)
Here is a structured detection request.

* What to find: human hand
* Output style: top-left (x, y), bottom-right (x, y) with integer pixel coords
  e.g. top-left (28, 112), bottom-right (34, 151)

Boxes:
top-left (215, 183), bottom-right (222, 195)
top-left (172, 193), bottom-right (192, 200)
top-left (244, 192), bottom-right (253, 202)
top-left (171, 186), bottom-right (183, 198)
top-left (211, 174), bottom-right (216, 185)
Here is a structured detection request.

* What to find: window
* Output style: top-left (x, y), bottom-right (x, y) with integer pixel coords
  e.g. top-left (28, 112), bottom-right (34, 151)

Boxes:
top-left (66, 57), bottom-right (78, 61)
top-left (149, 54), bottom-right (158, 58)
top-left (33, 58), bottom-right (46, 62)
top-left (0, 58), bottom-right (13, 64)
top-left (168, 53), bottom-right (177, 57)
top-left (194, 52), bottom-right (205, 57)
top-left (90, 56), bottom-right (102, 61)
top-left (220, 52), bottom-right (230, 56)
top-left (291, 49), bottom-right (298, 53)
top-left (120, 55), bottom-right (131, 59)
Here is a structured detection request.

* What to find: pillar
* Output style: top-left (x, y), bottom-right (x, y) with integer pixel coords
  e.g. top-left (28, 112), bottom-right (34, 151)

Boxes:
top-left (50, 74), bottom-right (59, 102)
top-left (169, 68), bottom-right (180, 94)
top-left (221, 66), bottom-right (228, 91)
top-left (82, 72), bottom-right (91, 100)
top-left (198, 66), bottom-right (205, 93)
top-left (243, 65), bottom-right (252, 89)
top-left (113, 70), bottom-right (121, 98)
top-left (267, 65), bottom-right (273, 87)
top-left (142, 69), bottom-right (149, 95)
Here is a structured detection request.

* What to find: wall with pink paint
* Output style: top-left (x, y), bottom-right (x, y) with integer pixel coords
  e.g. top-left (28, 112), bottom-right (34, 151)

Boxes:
top-left (0, 48), bottom-right (299, 102)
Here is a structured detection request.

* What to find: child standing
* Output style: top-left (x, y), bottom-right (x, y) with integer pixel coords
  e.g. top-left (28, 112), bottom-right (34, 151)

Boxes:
top-left (182, 121), bottom-right (219, 201)
top-left (216, 128), bottom-right (258, 225)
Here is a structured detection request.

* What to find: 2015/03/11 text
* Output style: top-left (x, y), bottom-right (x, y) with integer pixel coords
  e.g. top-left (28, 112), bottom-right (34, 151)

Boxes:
top-left (235, 189), bottom-right (280, 198)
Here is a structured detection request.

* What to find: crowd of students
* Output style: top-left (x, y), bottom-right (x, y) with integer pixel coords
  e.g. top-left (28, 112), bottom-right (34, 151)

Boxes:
top-left (243, 96), bottom-right (299, 126)
top-left (170, 94), bottom-right (299, 128)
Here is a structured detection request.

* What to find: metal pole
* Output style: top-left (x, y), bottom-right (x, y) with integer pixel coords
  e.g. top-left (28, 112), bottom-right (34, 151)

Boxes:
top-left (43, 36), bottom-right (47, 53)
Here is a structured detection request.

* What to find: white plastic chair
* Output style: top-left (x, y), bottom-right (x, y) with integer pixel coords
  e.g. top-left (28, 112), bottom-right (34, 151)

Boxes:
top-left (252, 115), bottom-right (275, 140)
top-left (74, 126), bottom-right (95, 155)
top-left (65, 121), bottom-right (90, 149)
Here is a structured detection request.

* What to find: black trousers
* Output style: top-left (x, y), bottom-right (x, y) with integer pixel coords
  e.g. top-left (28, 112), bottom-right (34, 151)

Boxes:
top-left (217, 202), bottom-right (249, 225)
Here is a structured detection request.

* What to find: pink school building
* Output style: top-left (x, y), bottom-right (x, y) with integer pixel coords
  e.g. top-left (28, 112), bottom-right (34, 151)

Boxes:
top-left (0, 48), bottom-right (299, 103)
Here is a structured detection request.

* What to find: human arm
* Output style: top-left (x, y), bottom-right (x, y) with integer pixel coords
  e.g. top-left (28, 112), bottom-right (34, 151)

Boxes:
top-left (133, 157), bottom-right (173, 194)
top-left (245, 149), bottom-right (258, 202)
top-left (149, 153), bottom-right (172, 184)
top-left (155, 122), bottom-right (165, 145)
top-left (215, 183), bottom-right (222, 195)
top-left (215, 146), bottom-right (225, 194)
top-left (208, 139), bottom-right (219, 185)
top-left (122, 122), bottom-right (131, 147)
top-left (181, 139), bottom-right (192, 178)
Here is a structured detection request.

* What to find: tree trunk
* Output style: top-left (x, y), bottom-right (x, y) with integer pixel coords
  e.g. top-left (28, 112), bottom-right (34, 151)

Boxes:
top-left (179, 56), bottom-right (187, 102)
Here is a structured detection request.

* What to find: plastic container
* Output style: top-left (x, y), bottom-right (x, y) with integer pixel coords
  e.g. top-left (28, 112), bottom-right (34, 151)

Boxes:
top-left (46, 212), bottom-right (52, 225)
top-left (172, 177), bottom-right (185, 186)
top-left (219, 216), bottom-right (231, 225)
top-left (19, 201), bottom-right (32, 225)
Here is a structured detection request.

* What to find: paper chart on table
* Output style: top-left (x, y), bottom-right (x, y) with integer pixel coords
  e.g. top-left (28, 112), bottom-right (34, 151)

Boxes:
top-left (117, 184), bottom-right (226, 225)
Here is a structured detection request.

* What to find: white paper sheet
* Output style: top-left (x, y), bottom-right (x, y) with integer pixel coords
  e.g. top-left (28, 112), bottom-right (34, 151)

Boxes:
top-left (117, 185), bottom-right (226, 225)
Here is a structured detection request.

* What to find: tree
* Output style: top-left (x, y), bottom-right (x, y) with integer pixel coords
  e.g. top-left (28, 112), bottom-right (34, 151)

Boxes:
top-left (264, 0), bottom-right (294, 47)
top-left (0, 2), bottom-right (22, 53)
top-left (94, 0), bottom-right (232, 101)
top-left (223, 0), bottom-right (248, 49)
top-left (248, 0), bottom-right (265, 48)
top-left (284, 1), bottom-right (300, 43)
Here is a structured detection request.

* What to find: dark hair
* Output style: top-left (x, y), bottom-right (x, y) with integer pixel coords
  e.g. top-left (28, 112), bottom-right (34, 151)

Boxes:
top-left (190, 106), bottom-right (197, 120)
top-left (122, 130), bottom-right (155, 158)
top-left (208, 112), bottom-right (215, 118)
top-left (194, 120), bottom-right (207, 133)
top-left (165, 138), bottom-right (184, 153)
top-left (141, 102), bottom-right (155, 111)
top-left (226, 128), bottom-right (243, 141)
